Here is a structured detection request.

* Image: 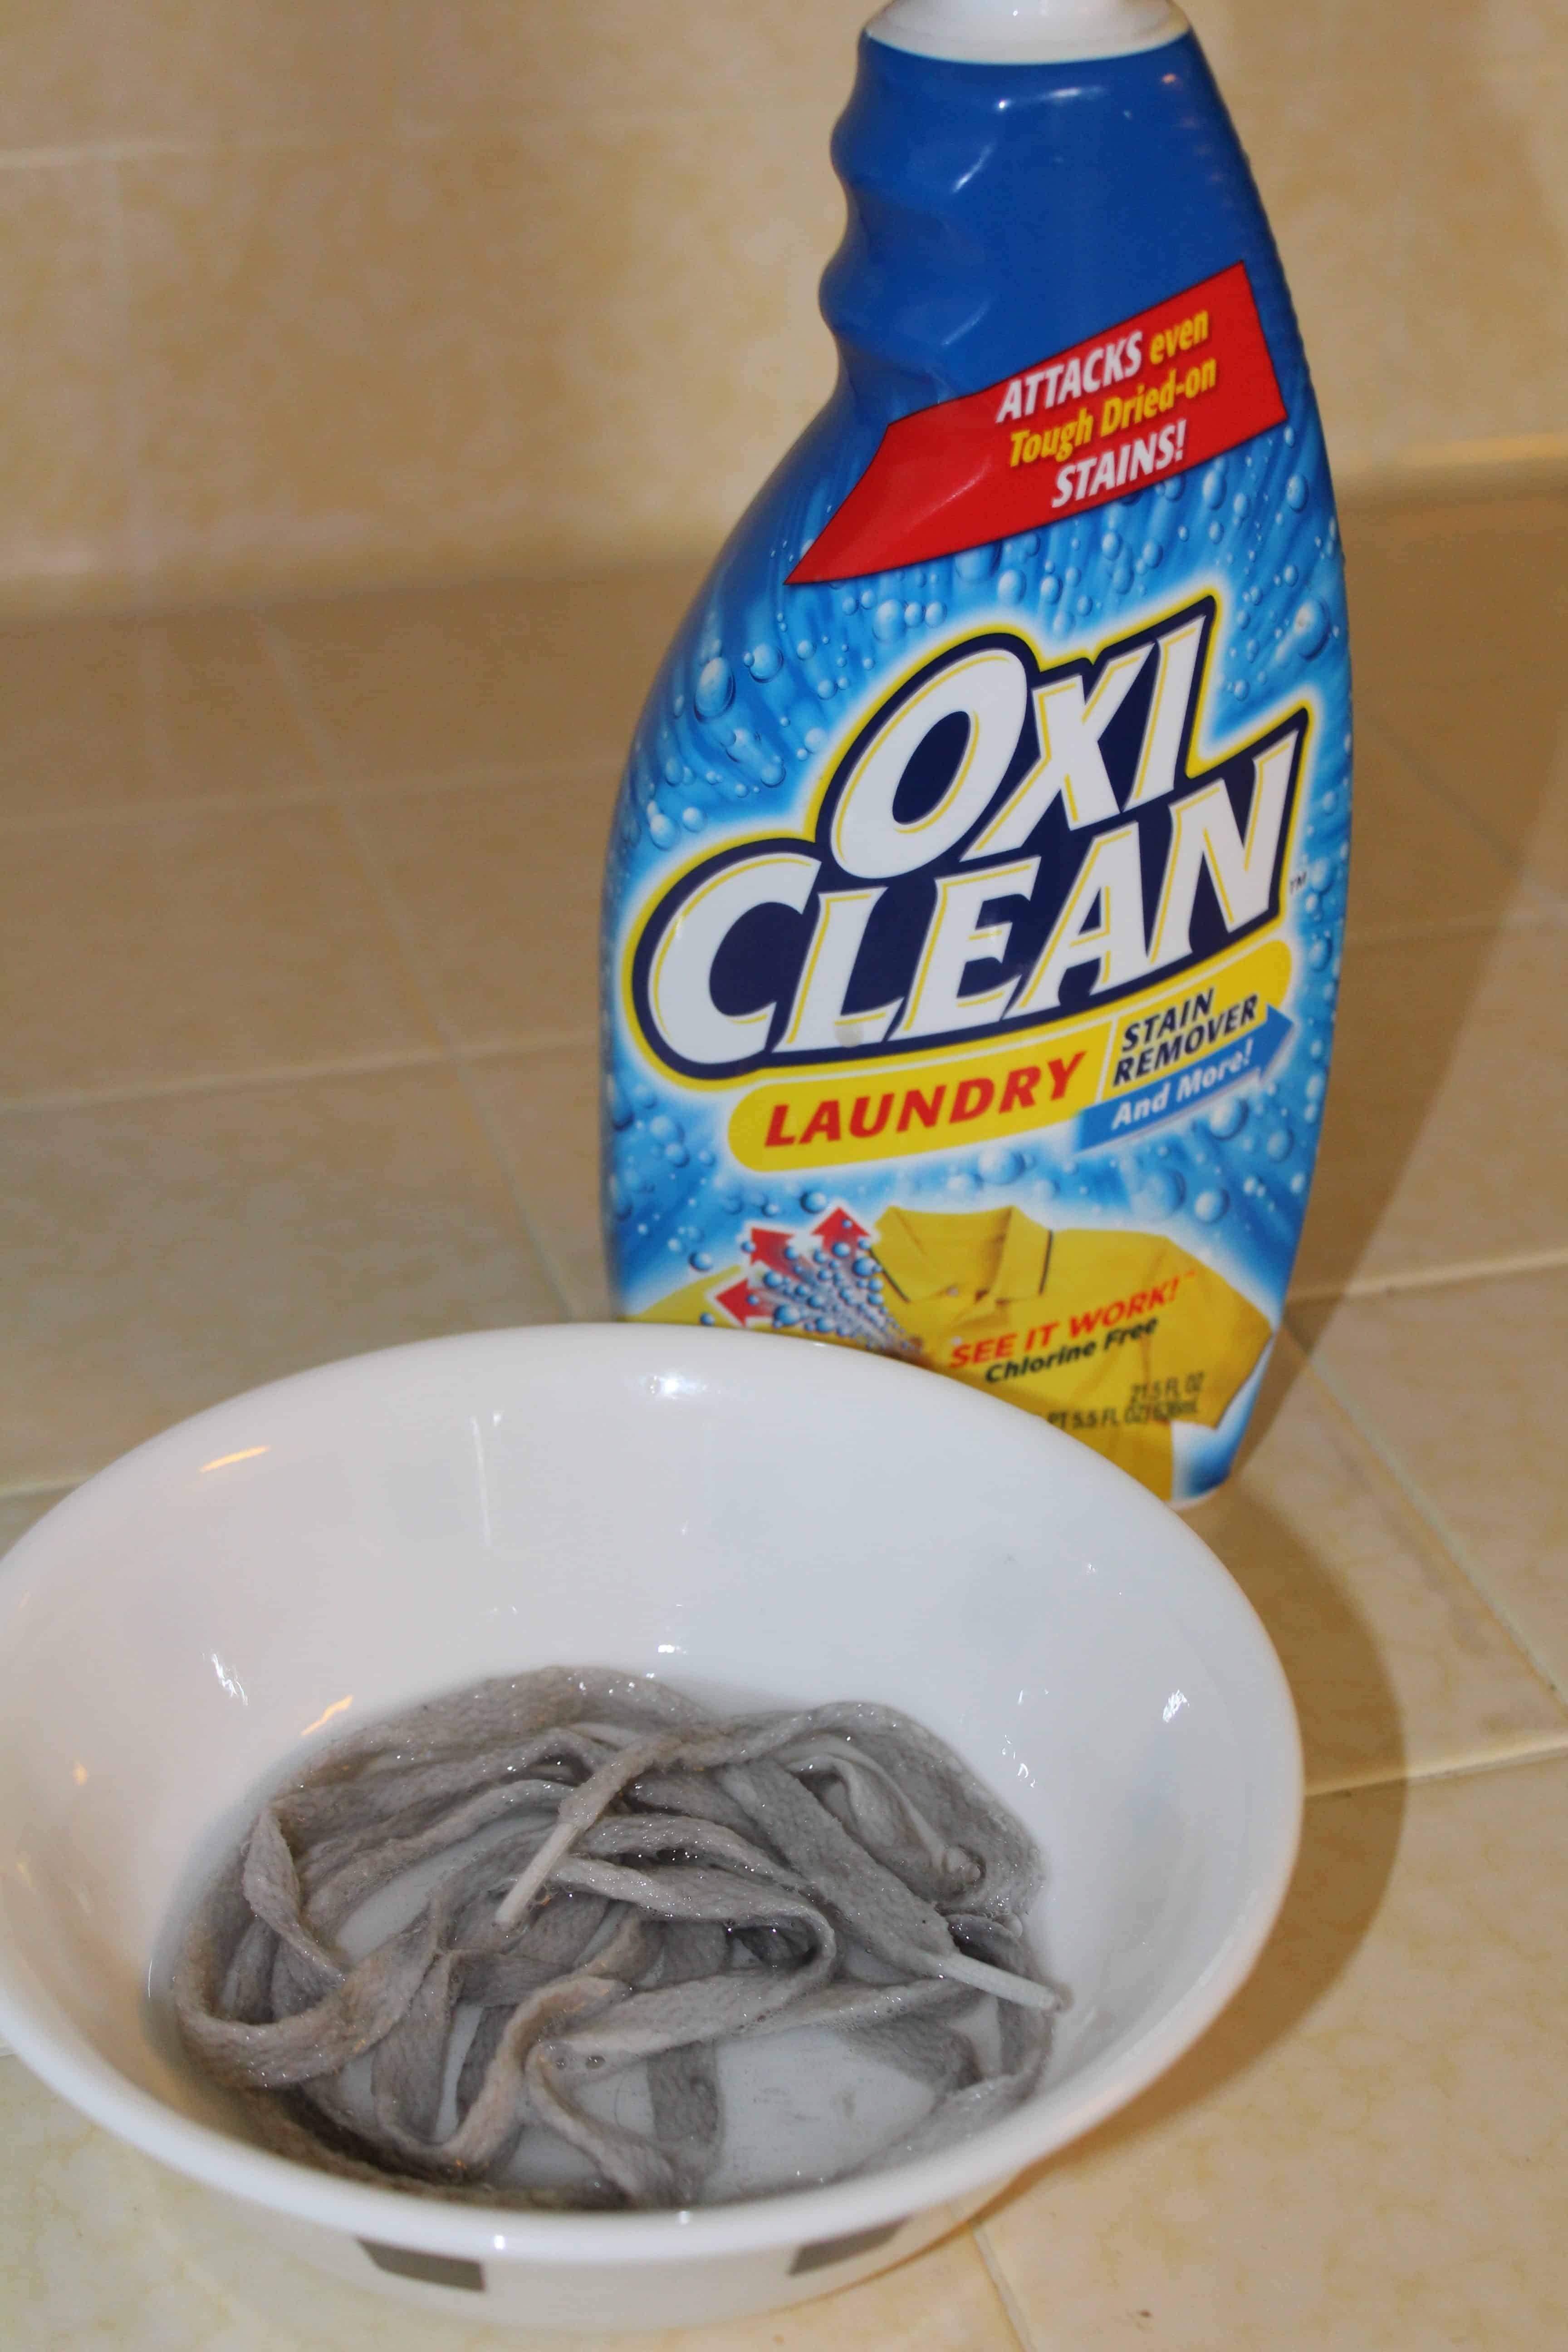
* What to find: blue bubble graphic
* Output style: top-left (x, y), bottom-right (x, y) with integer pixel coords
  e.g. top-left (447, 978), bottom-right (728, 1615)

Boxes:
top-left (695, 657), bottom-right (734, 718)
top-left (1132, 1169), bottom-right (1185, 1218)
top-left (1290, 598), bottom-right (1330, 657)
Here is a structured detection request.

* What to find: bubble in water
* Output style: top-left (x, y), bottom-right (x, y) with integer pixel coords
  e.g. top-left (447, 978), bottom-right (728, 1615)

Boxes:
top-left (1232, 680), bottom-right (1249, 700)
top-left (1141, 539), bottom-right (1162, 568)
top-left (1074, 592), bottom-right (1093, 616)
top-left (680, 804), bottom-right (705, 832)
top-left (748, 642), bottom-right (781, 681)
top-left (1290, 598), bottom-right (1330, 658)
top-left (871, 598), bottom-right (903, 642)
top-left (925, 601), bottom-right (946, 625)
top-left (1207, 520), bottom-right (1224, 543)
top-left (1264, 1127), bottom-right (1293, 1162)
top-left (1231, 491), bottom-right (1250, 519)
top-left (1284, 474), bottom-right (1308, 510)
top-left (647, 807), bottom-right (677, 848)
top-left (1308, 856), bottom-right (1333, 891)
top-left (1307, 935), bottom-right (1331, 970)
top-left (695, 657), bottom-right (734, 718)
top-left (1039, 573), bottom-right (1061, 605)
top-left (689, 1250), bottom-right (714, 1272)
top-left (801, 1187), bottom-right (827, 1213)
top-left (1207, 1095), bottom-right (1248, 1139)
top-left (998, 568), bottom-right (1025, 603)
top-left (1162, 476), bottom-right (1184, 500)
top-left (1282, 562), bottom-right (1298, 585)
top-left (1113, 563), bottom-right (1133, 593)
top-left (1193, 1187), bottom-right (1229, 1225)
top-left (1305, 1071), bottom-right (1327, 1102)
top-left (946, 1170), bottom-right (979, 1196)
top-left (977, 1144), bottom-right (1024, 1185)
top-left (773, 1303), bottom-right (801, 1328)
top-left (1101, 530), bottom-right (1121, 559)
top-left (1289, 1171), bottom-right (1307, 1194)
top-left (1132, 1168), bottom-right (1185, 1219)
top-left (1201, 464), bottom-right (1227, 508)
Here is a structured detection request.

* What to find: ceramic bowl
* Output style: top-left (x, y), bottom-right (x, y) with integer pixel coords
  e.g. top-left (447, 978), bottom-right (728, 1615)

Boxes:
top-left (0, 1324), bottom-right (1299, 2333)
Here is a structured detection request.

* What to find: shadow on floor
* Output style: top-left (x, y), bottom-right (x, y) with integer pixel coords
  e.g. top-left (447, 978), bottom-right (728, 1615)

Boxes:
top-left (1289, 487), bottom-right (1568, 1298)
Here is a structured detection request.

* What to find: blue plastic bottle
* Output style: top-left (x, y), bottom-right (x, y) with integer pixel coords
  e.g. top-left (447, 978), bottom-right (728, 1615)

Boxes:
top-left (601, 0), bottom-right (1350, 1504)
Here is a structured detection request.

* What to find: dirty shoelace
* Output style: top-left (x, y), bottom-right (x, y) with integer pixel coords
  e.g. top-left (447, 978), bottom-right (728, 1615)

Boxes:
top-left (173, 1668), bottom-right (1059, 2209)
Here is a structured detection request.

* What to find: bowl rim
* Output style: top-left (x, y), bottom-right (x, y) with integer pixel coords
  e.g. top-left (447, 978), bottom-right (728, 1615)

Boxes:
top-left (0, 1323), bottom-right (1303, 2264)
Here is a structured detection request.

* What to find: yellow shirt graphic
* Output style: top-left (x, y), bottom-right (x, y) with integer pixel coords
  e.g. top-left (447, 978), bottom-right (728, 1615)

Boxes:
top-left (872, 1205), bottom-right (1271, 1494)
top-left (633, 1203), bottom-right (1271, 1499)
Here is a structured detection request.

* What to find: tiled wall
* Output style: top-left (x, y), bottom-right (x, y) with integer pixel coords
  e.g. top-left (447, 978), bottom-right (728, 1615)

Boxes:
top-left (2, 0), bottom-right (1564, 611)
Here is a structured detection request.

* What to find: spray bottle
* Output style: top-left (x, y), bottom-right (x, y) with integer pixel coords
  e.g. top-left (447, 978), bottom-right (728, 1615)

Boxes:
top-left (600, 0), bottom-right (1350, 1504)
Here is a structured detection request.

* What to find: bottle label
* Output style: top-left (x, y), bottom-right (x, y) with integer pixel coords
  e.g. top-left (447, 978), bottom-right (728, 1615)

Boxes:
top-left (603, 265), bottom-right (1349, 1504)
top-left (790, 263), bottom-right (1285, 578)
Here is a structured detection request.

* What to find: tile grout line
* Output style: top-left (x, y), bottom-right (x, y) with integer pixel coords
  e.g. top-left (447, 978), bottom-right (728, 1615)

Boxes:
top-left (1345, 902), bottom-right (1563, 948)
top-left (972, 2220), bottom-right (1040, 2352)
top-left (257, 617), bottom-right (578, 1323)
top-left (1300, 1341), bottom-right (1568, 1708)
top-left (0, 781), bottom-right (335, 837)
top-left (0, 762), bottom-right (620, 841)
top-left (0, 1045), bottom-right (453, 1118)
top-left (95, 153), bottom-right (154, 595)
top-left (0, 100), bottom-right (838, 177)
top-left (1289, 1244), bottom-right (1568, 1305)
top-left (0, 1030), bottom-right (602, 1121)
top-left (1357, 707), bottom-right (1566, 914)
top-left (1308, 1730), bottom-right (1568, 1802)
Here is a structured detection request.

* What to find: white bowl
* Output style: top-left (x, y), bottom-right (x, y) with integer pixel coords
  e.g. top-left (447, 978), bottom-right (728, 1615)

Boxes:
top-left (0, 1325), bottom-right (1299, 2333)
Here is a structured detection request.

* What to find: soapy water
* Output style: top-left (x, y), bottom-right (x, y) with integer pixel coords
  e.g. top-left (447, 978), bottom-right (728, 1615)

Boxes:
top-left (603, 410), bottom-right (1349, 1475)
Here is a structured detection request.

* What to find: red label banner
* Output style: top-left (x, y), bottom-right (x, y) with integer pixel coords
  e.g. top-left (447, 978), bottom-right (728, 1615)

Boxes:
top-left (789, 262), bottom-right (1286, 586)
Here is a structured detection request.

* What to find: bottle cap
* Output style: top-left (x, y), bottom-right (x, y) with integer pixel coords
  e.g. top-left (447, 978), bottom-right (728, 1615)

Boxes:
top-left (867, 0), bottom-right (1186, 64)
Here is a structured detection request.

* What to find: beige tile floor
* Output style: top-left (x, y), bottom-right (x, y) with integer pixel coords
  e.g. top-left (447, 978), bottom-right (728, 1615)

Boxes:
top-left (2, 487), bottom-right (1567, 2347)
